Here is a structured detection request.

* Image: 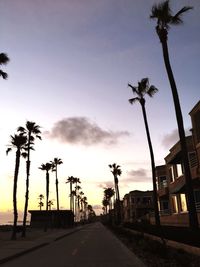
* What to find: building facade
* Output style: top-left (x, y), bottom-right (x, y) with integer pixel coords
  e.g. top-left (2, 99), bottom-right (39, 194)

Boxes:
top-left (155, 101), bottom-right (200, 226)
top-left (123, 190), bottom-right (154, 223)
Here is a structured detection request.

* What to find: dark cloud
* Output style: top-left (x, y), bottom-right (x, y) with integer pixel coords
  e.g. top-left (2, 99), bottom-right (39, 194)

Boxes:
top-left (45, 117), bottom-right (129, 146)
top-left (162, 128), bottom-right (191, 149)
top-left (126, 168), bottom-right (150, 183)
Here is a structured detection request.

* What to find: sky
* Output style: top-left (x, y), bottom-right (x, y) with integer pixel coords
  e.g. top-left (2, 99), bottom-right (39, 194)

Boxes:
top-left (0, 0), bottom-right (199, 222)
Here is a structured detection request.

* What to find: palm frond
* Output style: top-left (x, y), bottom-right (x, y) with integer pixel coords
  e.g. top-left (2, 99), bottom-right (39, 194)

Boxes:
top-left (21, 152), bottom-right (27, 158)
top-left (0, 70), bottom-right (8, 79)
top-left (0, 53), bottom-right (9, 65)
top-left (129, 97), bottom-right (140, 104)
top-left (147, 85), bottom-right (158, 97)
top-left (128, 83), bottom-right (138, 94)
top-left (36, 135), bottom-right (42, 140)
top-left (17, 126), bottom-right (26, 133)
top-left (6, 147), bottom-right (12, 155)
top-left (171, 6), bottom-right (193, 25)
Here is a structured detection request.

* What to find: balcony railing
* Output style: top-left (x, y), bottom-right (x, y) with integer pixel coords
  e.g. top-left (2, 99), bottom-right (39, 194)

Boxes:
top-left (195, 202), bottom-right (200, 211)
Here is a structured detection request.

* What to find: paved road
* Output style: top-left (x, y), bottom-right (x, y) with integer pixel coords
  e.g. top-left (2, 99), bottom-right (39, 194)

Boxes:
top-left (1, 222), bottom-right (145, 267)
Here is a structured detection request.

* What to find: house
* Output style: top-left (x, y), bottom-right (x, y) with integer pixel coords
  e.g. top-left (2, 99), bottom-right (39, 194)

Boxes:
top-left (123, 190), bottom-right (154, 223)
top-left (155, 101), bottom-right (200, 226)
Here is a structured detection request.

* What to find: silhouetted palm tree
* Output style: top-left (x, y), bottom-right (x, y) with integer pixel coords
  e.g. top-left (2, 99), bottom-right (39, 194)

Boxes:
top-left (102, 198), bottom-right (109, 215)
top-left (6, 134), bottom-right (27, 240)
top-left (38, 194), bottom-right (44, 210)
top-left (39, 163), bottom-right (52, 211)
top-left (109, 163), bottom-right (122, 224)
top-left (66, 176), bottom-right (76, 211)
top-left (0, 53), bottom-right (9, 79)
top-left (48, 200), bottom-right (54, 210)
top-left (128, 77), bottom-right (160, 227)
top-left (18, 121), bottom-right (41, 237)
top-left (150, 1), bottom-right (198, 229)
top-left (51, 158), bottom-right (63, 210)
top-left (104, 187), bottom-right (115, 211)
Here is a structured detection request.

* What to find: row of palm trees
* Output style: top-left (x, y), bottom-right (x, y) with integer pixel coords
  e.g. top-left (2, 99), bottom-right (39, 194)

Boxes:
top-left (66, 176), bottom-right (89, 222)
top-left (102, 1), bottom-right (198, 230)
top-left (6, 121), bottom-right (42, 240)
top-left (6, 121), bottom-right (92, 239)
top-left (147, 0), bottom-right (197, 230)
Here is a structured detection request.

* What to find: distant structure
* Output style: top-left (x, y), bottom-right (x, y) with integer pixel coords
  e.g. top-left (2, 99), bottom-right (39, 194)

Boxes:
top-left (123, 190), bottom-right (154, 223)
top-left (29, 210), bottom-right (74, 228)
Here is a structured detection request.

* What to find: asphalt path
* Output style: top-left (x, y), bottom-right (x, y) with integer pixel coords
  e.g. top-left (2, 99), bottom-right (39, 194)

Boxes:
top-left (2, 222), bottom-right (146, 267)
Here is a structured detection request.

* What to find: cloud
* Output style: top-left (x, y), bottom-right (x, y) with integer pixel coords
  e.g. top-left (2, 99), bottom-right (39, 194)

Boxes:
top-left (97, 181), bottom-right (114, 189)
top-left (46, 117), bottom-right (129, 146)
top-left (161, 128), bottom-right (191, 149)
top-left (125, 168), bottom-right (150, 183)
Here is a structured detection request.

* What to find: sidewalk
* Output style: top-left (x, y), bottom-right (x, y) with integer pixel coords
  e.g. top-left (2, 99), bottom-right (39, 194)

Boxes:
top-left (0, 226), bottom-right (83, 264)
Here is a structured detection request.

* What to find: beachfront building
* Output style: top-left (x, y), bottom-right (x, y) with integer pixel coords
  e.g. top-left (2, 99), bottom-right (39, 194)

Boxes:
top-left (155, 100), bottom-right (200, 227)
top-left (123, 190), bottom-right (154, 223)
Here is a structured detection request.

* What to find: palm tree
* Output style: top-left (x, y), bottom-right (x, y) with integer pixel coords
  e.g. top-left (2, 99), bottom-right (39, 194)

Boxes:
top-left (109, 163), bottom-right (122, 224)
top-left (38, 194), bottom-right (44, 210)
top-left (51, 158), bottom-right (63, 210)
top-left (6, 134), bottom-right (27, 240)
top-left (48, 200), bottom-right (54, 210)
top-left (66, 176), bottom-right (76, 211)
top-left (104, 187), bottom-right (115, 211)
top-left (0, 53), bottom-right (9, 79)
top-left (39, 163), bottom-right (52, 211)
top-left (128, 78), bottom-right (160, 227)
top-left (18, 121), bottom-right (41, 237)
top-left (150, 1), bottom-right (198, 229)
top-left (102, 198), bottom-right (109, 215)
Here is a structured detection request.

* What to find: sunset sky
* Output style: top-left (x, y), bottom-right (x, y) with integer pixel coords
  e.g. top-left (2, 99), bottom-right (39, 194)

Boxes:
top-left (0, 0), bottom-right (199, 221)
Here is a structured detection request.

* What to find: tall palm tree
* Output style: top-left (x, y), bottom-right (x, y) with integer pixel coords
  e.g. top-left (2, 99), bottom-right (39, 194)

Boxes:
top-left (128, 77), bottom-right (160, 227)
top-left (109, 163), bottom-right (122, 224)
top-left (51, 158), bottom-right (63, 210)
top-left (39, 163), bottom-right (52, 211)
top-left (102, 198), bottom-right (109, 215)
top-left (104, 187), bottom-right (115, 211)
top-left (6, 134), bottom-right (27, 240)
top-left (66, 176), bottom-right (76, 211)
top-left (18, 121), bottom-right (41, 237)
top-left (150, 1), bottom-right (198, 229)
top-left (0, 53), bottom-right (9, 79)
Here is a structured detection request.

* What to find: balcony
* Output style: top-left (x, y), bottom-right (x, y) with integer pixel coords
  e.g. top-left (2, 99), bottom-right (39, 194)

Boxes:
top-left (169, 175), bottom-right (185, 194)
top-left (157, 180), bottom-right (169, 197)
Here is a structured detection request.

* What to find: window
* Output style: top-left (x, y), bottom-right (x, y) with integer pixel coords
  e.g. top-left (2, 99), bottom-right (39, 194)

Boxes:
top-left (169, 166), bottom-right (175, 182)
top-left (158, 175), bottom-right (167, 189)
top-left (188, 152), bottom-right (198, 168)
top-left (171, 195), bottom-right (178, 213)
top-left (176, 164), bottom-right (183, 177)
top-left (180, 194), bottom-right (187, 212)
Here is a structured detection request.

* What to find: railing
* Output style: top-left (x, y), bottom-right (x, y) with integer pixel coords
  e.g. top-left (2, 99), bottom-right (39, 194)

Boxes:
top-left (159, 209), bottom-right (171, 216)
top-left (195, 202), bottom-right (200, 211)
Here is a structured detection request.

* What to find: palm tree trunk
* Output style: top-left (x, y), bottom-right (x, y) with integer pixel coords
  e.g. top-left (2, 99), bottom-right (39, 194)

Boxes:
top-left (11, 149), bottom-right (20, 240)
top-left (21, 158), bottom-right (30, 237)
top-left (141, 102), bottom-right (160, 228)
top-left (70, 182), bottom-right (72, 211)
top-left (46, 172), bottom-right (49, 211)
top-left (161, 38), bottom-right (198, 230)
top-left (55, 167), bottom-right (59, 210)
